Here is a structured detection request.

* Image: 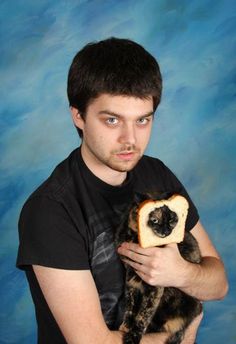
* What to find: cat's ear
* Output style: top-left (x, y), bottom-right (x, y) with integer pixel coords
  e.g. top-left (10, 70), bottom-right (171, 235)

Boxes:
top-left (133, 191), bottom-right (175, 205)
top-left (147, 190), bottom-right (174, 201)
top-left (133, 192), bottom-right (149, 205)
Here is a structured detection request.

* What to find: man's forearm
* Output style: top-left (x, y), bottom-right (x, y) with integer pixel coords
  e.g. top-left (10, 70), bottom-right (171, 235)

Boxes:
top-left (180, 256), bottom-right (228, 300)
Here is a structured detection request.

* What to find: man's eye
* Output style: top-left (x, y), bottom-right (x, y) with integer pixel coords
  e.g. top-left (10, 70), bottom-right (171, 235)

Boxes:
top-left (106, 117), bottom-right (119, 125)
top-left (137, 117), bottom-right (150, 125)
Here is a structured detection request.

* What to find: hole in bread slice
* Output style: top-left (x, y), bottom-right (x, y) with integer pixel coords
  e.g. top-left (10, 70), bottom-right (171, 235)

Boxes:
top-left (138, 194), bottom-right (189, 248)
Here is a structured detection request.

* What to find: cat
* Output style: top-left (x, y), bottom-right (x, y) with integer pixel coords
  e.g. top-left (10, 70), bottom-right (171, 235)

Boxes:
top-left (116, 192), bottom-right (202, 344)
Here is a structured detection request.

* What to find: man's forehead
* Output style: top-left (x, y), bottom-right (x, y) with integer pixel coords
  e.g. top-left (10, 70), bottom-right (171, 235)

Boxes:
top-left (97, 109), bottom-right (154, 119)
top-left (88, 93), bottom-right (154, 113)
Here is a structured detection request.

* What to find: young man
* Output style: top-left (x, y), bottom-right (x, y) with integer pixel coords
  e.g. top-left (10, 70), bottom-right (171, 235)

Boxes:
top-left (17, 38), bottom-right (228, 344)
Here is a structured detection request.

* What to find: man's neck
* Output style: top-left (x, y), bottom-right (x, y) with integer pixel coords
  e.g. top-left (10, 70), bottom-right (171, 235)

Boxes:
top-left (80, 145), bottom-right (127, 186)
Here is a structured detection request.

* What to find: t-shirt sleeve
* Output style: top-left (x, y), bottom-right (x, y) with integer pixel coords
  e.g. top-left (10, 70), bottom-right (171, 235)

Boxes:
top-left (161, 162), bottom-right (199, 232)
top-left (16, 196), bottom-right (90, 271)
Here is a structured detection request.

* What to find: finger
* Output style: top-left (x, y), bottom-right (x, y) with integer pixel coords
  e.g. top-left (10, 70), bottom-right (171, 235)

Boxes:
top-left (119, 242), bottom-right (148, 255)
top-left (165, 243), bottom-right (178, 249)
top-left (121, 259), bottom-right (150, 282)
top-left (122, 258), bottom-right (150, 275)
top-left (118, 247), bottom-right (150, 265)
top-left (120, 242), bottom-right (160, 257)
top-left (134, 269), bottom-right (156, 286)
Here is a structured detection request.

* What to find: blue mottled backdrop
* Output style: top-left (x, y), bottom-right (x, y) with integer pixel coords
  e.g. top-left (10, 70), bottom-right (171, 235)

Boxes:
top-left (0, 0), bottom-right (235, 343)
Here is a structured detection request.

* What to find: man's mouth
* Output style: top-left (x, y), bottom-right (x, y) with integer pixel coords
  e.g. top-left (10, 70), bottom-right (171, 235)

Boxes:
top-left (116, 152), bottom-right (135, 161)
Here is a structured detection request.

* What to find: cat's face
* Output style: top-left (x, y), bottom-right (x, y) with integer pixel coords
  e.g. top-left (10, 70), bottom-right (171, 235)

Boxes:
top-left (147, 205), bottom-right (178, 238)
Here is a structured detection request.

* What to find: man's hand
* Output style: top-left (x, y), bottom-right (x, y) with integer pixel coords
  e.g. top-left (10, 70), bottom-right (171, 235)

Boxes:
top-left (117, 241), bottom-right (188, 287)
top-left (181, 311), bottom-right (203, 344)
top-left (118, 221), bottom-right (228, 301)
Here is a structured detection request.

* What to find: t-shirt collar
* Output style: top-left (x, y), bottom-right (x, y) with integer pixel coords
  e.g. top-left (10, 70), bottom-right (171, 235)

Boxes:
top-left (76, 147), bottom-right (134, 196)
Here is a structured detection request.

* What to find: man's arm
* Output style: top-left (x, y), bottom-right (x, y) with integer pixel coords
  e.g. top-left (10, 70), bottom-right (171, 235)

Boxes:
top-left (33, 265), bottom-right (169, 344)
top-left (178, 221), bottom-right (228, 300)
top-left (117, 221), bottom-right (228, 301)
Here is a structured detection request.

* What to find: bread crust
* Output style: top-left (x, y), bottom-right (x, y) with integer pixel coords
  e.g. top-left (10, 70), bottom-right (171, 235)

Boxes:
top-left (137, 194), bottom-right (189, 248)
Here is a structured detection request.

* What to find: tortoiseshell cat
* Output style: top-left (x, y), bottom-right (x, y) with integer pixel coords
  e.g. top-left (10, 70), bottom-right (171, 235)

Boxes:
top-left (116, 192), bottom-right (202, 344)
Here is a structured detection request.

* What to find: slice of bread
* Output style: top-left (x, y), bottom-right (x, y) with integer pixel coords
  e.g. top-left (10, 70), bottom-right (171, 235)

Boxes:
top-left (138, 194), bottom-right (189, 248)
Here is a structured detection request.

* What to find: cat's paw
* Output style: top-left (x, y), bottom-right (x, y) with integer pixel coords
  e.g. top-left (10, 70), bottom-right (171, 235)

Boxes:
top-left (119, 322), bottom-right (129, 333)
top-left (166, 330), bottom-right (184, 344)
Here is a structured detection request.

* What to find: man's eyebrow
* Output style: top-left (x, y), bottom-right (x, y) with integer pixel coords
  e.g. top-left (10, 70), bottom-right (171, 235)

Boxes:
top-left (98, 110), bottom-right (154, 118)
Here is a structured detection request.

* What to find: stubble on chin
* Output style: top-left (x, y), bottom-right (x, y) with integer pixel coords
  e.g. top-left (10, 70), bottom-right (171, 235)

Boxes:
top-left (108, 154), bottom-right (142, 172)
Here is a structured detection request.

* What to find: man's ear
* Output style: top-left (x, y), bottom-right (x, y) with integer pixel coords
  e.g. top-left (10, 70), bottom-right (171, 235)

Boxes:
top-left (70, 106), bottom-right (84, 130)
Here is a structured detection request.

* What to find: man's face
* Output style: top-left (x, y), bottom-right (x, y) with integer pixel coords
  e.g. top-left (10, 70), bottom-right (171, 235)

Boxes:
top-left (73, 94), bottom-right (154, 180)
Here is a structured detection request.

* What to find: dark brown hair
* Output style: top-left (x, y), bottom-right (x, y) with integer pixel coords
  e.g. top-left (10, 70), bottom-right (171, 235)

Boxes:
top-left (67, 37), bottom-right (162, 137)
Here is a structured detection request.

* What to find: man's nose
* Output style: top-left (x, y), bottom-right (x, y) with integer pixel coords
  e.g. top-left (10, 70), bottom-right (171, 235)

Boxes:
top-left (118, 123), bottom-right (136, 145)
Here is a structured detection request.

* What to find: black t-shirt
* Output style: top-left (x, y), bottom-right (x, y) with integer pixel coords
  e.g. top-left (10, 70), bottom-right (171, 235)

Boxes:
top-left (16, 147), bottom-right (199, 343)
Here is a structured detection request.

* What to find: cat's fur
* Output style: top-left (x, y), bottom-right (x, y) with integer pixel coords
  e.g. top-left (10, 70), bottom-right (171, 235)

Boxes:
top-left (116, 192), bottom-right (202, 344)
